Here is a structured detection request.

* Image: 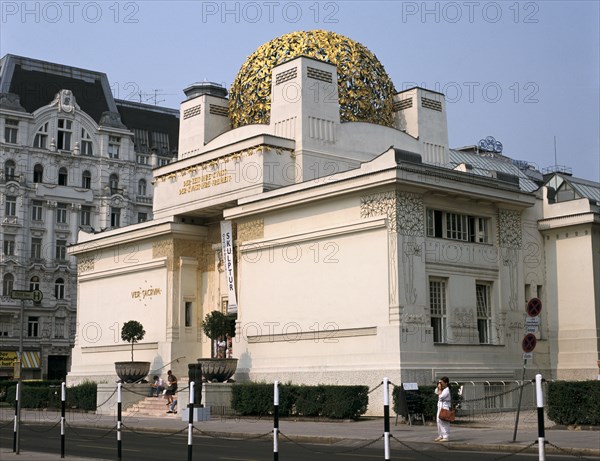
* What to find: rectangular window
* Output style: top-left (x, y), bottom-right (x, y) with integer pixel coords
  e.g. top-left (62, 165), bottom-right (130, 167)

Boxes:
top-left (110, 207), bottom-right (121, 227)
top-left (31, 238), bottom-right (42, 260)
top-left (81, 128), bottom-right (93, 155)
top-left (0, 315), bottom-right (11, 336)
top-left (426, 208), bottom-right (490, 243)
top-left (28, 317), bottom-right (39, 337)
top-left (32, 200), bottom-right (43, 221)
top-left (4, 119), bottom-right (18, 144)
top-left (3, 236), bottom-right (16, 256)
top-left (185, 302), bottom-right (192, 327)
top-left (57, 119), bottom-right (72, 150)
top-left (56, 203), bottom-right (68, 223)
top-left (137, 212), bottom-right (148, 223)
top-left (56, 239), bottom-right (67, 260)
top-left (476, 283), bottom-right (492, 344)
top-left (430, 278), bottom-right (447, 343)
top-left (55, 318), bottom-right (65, 339)
top-left (108, 136), bottom-right (120, 159)
top-left (5, 196), bottom-right (17, 216)
top-left (80, 206), bottom-right (91, 226)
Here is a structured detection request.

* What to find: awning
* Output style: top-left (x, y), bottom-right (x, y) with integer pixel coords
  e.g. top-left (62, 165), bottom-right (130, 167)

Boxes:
top-left (0, 351), bottom-right (41, 368)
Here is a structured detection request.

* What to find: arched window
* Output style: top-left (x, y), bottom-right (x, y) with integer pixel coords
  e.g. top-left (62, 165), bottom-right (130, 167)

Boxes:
top-left (138, 179), bottom-right (147, 196)
top-left (109, 174), bottom-right (119, 194)
top-left (82, 170), bottom-right (92, 189)
top-left (4, 160), bottom-right (16, 181)
top-left (58, 167), bottom-right (68, 186)
top-left (33, 164), bottom-right (44, 183)
top-left (2, 273), bottom-right (14, 296)
top-left (54, 278), bottom-right (65, 299)
top-left (34, 122), bottom-right (48, 149)
top-left (30, 276), bottom-right (40, 291)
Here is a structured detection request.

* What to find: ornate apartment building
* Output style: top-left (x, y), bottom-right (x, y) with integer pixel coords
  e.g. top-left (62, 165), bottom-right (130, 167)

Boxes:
top-left (0, 55), bottom-right (179, 379)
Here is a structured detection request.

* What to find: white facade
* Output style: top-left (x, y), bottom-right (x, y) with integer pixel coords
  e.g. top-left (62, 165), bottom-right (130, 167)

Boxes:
top-left (66, 37), bottom-right (599, 405)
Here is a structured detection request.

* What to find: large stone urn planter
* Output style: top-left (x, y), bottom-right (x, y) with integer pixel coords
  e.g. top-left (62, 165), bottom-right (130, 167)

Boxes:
top-left (196, 358), bottom-right (238, 383)
top-left (114, 361), bottom-right (150, 383)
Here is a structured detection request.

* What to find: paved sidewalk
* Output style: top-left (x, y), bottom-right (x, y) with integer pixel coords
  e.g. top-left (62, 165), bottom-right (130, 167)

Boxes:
top-left (1, 408), bottom-right (599, 460)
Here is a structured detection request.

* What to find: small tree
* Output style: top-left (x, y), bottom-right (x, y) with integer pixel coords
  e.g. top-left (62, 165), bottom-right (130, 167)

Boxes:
top-left (201, 311), bottom-right (234, 358)
top-left (121, 320), bottom-right (146, 362)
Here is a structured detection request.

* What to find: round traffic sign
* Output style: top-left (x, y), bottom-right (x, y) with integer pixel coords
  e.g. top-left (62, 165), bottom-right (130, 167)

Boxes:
top-left (526, 297), bottom-right (542, 317)
top-left (32, 290), bottom-right (43, 303)
top-left (522, 333), bottom-right (537, 353)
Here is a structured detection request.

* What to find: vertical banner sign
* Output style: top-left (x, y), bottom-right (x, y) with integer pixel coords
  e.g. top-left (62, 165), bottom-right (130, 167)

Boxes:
top-left (220, 221), bottom-right (238, 314)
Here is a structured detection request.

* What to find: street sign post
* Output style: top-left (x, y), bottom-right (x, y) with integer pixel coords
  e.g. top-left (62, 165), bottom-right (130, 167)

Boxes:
top-left (10, 290), bottom-right (43, 302)
top-left (522, 333), bottom-right (537, 353)
top-left (526, 297), bottom-right (542, 317)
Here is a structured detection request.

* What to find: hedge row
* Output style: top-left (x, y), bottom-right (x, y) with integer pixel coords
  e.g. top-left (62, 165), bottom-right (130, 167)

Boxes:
top-left (2, 381), bottom-right (97, 411)
top-left (231, 383), bottom-right (369, 420)
top-left (547, 381), bottom-right (600, 426)
top-left (392, 384), bottom-right (460, 420)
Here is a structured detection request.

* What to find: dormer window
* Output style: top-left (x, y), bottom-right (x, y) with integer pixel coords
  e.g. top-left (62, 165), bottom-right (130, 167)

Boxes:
top-left (57, 119), bottom-right (72, 150)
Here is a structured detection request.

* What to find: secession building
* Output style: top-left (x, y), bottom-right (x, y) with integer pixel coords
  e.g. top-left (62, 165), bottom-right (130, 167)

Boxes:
top-left (0, 55), bottom-right (179, 379)
top-left (65, 31), bottom-right (599, 392)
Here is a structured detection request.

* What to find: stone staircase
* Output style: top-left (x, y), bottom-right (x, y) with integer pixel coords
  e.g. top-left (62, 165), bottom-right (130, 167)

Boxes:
top-left (123, 395), bottom-right (180, 418)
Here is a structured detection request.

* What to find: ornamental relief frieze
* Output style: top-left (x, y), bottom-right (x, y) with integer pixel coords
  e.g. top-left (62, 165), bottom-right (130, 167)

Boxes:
top-left (77, 256), bottom-right (95, 274)
top-left (498, 208), bottom-right (522, 248)
top-left (360, 190), bottom-right (424, 235)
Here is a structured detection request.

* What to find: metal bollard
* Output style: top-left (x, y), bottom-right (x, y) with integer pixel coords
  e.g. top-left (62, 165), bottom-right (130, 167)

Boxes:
top-left (274, 380), bottom-right (279, 461)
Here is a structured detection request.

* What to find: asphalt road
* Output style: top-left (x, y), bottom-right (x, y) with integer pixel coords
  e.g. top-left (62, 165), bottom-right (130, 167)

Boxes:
top-left (0, 423), bottom-right (585, 461)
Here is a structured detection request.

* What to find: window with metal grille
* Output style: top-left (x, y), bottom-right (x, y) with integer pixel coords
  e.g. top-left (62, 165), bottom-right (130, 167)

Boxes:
top-left (476, 283), bottom-right (492, 343)
top-left (430, 278), bottom-right (447, 343)
top-left (427, 208), bottom-right (490, 243)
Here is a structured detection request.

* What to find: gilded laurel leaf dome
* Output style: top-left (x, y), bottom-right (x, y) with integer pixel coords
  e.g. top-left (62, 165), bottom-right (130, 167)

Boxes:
top-left (228, 30), bottom-right (397, 129)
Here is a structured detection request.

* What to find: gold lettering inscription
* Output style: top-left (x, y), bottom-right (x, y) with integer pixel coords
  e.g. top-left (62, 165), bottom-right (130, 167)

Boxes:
top-left (131, 288), bottom-right (162, 299)
top-left (178, 170), bottom-right (232, 195)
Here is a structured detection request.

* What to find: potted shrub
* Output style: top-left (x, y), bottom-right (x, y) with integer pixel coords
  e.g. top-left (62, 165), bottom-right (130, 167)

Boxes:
top-left (195, 311), bottom-right (237, 383)
top-left (114, 320), bottom-right (150, 383)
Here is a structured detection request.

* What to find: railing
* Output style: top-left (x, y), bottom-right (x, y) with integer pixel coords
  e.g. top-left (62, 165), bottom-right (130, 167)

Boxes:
top-left (456, 380), bottom-right (537, 415)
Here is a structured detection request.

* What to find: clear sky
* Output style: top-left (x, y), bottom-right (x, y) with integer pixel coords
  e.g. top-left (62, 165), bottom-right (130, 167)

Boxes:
top-left (2, 0), bottom-right (599, 181)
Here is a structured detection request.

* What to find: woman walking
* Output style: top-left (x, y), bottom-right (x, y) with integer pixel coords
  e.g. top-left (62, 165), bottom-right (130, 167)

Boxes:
top-left (434, 376), bottom-right (451, 442)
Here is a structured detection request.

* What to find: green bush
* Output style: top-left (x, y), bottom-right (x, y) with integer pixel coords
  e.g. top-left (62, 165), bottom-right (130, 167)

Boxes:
top-left (231, 383), bottom-right (369, 420)
top-left (547, 381), bottom-right (600, 426)
top-left (4, 381), bottom-right (97, 411)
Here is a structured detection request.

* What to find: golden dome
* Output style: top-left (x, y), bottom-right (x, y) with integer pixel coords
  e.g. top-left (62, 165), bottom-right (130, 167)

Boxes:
top-left (228, 30), bottom-right (396, 128)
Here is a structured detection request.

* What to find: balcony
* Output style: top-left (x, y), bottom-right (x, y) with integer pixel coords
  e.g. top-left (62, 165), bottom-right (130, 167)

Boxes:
top-left (136, 195), bottom-right (152, 204)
